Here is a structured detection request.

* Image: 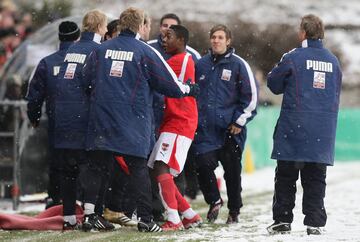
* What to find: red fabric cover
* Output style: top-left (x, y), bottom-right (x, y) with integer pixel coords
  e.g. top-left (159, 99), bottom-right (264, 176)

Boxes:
top-left (0, 204), bottom-right (84, 230)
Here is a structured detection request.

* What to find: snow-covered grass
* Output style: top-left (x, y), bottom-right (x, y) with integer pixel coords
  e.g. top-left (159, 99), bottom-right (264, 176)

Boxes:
top-left (1, 161), bottom-right (359, 241)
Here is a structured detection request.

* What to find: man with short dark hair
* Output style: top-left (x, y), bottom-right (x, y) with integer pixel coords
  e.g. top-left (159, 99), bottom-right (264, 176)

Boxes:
top-left (26, 20), bottom-right (80, 209)
top-left (148, 25), bottom-right (202, 231)
top-left (194, 24), bottom-right (258, 224)
top-left (148, 13), bottom-right (201, 220)
top-left (266, 14), bottom-right (342, 235)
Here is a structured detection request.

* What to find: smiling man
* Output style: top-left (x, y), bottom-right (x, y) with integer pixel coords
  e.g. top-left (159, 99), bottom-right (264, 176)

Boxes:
top-left (193, 24), bottom-right (258, 224)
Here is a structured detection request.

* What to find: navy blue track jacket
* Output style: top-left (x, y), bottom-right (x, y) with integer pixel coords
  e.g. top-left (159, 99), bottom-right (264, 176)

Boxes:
top-left (193, 48), bottom-right (258, 155)
top-left (84, 30), bottom-right (190, 158)
top-left (26, 41), bottom-right (73, 147)
top-left (54, 32), bottom-right (101, 149)
top-left (267, 39), bottom-right (342, 165)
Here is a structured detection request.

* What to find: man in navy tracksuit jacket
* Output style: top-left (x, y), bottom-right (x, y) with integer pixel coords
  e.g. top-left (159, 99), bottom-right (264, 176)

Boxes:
top-left (26, 21), bottom-right (80, 208)
top-left (83, 7), bottom-right (197, 232)
top-left (266, 14), bottom-right (342, 235)
top-left (54, 10), bottom-right (112, 231)
top-left (193, 24), bottom-right (258, 224)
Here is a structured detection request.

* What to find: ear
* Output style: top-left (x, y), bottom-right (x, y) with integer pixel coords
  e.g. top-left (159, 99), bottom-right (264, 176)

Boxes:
top-left (226, 38), bottom-right (231, 47)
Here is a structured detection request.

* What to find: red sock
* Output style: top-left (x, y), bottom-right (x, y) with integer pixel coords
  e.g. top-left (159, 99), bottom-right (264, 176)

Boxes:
top-left (156, 173), bottom-right (177, 210)
top-left (175, 185), bottom-right (190, 213)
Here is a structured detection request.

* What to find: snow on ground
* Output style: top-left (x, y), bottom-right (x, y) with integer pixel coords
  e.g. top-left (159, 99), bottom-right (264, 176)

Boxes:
top-left (1, 161), bottom-right (359, 241)
top-left (171, 161), bottom-right (360, 241)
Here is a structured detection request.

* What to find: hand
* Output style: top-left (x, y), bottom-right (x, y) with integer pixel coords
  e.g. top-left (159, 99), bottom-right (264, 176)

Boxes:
top-left (228, 124), bottom-right (242, 135)
top-left (185, 79), bottom-right (200, 98)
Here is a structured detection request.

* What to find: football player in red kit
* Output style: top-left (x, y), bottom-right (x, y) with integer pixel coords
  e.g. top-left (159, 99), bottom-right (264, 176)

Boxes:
top-left (148, 25), bottom-right (202, 231)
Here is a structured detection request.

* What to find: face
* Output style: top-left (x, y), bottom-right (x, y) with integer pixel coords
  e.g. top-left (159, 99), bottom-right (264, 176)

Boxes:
top-left (210, 30), bottom-right (230, 55)
top-left (163, 29), bottom-right (181, 55)
top-left (97, 21), bottom-right (108, 37)
top-left (160, 18), bottom-right (178, 37)
top-left (298, 28), bottom-right (306, 42)
top-left (139, 18), bottom-right (151, 41)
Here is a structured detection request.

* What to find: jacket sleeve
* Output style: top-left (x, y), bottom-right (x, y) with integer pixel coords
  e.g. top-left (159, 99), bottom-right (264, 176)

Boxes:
top-left (232, 60), bottom-right (258, 127)
top-left (267, 53), bottom-right (293, 95)
top-left (145, 47), bottom-right (189, 98)
top-left (82, 50), bottom-right (97, 95)
top-left (25, 59), bottom-right (47, 124)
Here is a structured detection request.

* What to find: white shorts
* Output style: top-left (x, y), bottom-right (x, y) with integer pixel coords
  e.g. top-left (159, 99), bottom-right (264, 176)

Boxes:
top-left (148, 132), bottom-right (192, 176)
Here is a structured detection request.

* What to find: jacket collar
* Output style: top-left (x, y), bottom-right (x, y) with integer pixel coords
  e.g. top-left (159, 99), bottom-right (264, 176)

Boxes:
top-left (59, 41), bottom-right (73, 51)
top-left (80, 32), bottom-right (102, 44)
top-left (209, 47), bottom-right (235, 63)
top-left (119, 29), bottom-right (141, 40)
top-left (301, 39), bottom-right (323, 48)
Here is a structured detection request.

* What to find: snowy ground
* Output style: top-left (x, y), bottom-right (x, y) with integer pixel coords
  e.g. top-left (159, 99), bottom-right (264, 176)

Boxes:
top-left (1, 161), bottom-right (359, 241)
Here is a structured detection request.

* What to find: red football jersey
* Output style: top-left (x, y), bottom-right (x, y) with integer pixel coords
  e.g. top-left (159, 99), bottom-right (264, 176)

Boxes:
top-left (159, 52), bottom-right (198, 139)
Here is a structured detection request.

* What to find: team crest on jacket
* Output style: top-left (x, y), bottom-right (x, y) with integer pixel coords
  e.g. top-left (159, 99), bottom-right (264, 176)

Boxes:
top-left (161, 143), bottom-right (169, 151)
top-left (64, 63), bottom-right (77, 79)
top-left (110, 61), bottom-right (124, 77)
top-left (221, 69), bottom-right (232, 81)
top-left (313, 71), bottom-right (326, 89)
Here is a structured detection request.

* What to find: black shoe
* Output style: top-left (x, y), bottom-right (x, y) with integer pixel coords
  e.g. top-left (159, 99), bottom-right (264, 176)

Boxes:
top-left (226, 211), bottom-right (239, 224)
top-left (62, 222), bottom-right (80, 231)
top-left (207, 199), bottom-right (223, 223)
top-left (307, 226), bottom-right (322, 235)
top-left (82, 213), bottom-right (115, 232)
top-left (267, 221), bottom-right (291, 234)
top-left (137, 219), bottom-right (162, 232)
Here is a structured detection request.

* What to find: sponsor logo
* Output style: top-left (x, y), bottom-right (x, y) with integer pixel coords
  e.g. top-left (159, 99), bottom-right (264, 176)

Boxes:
top-left (306, 60), bottom-right (333, 73)
top-left (105, 50), bottom-right (134, 61)
top-left (64, 53), bottom-right (86, 64)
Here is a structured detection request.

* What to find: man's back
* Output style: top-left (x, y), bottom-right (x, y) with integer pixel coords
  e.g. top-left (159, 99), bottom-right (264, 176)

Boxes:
top-left (85, 31), bottom-right (187, 158)
top-left (267, 39), bottom-right (342, 164)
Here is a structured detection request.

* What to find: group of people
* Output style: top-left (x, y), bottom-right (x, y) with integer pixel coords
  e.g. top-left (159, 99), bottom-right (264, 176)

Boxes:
top-left (0, 0), bottom-right (33, 68)
top-left (26, 6), bottom-right (342, 236)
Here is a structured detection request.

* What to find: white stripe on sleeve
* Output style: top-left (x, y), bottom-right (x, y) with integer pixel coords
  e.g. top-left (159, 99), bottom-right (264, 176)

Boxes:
top-left (233, 54), bottom-right (258, 126)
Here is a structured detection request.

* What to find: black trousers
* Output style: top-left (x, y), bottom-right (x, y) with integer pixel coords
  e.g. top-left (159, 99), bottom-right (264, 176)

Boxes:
top-left (272, 160), bottom-right (327, 227)
top-left (113, 153), bottom-right (154, 222)
top-left (60, 149), bottom-right (112, 216)
top-left (47, 146), bottom-right (62, 204)
top-left (105, 159), bottom-right (137, 218)
top-left (196, 136), bottom-right (243, 213)
top-left (184, 146), bottom-right (200, 199)
top-left (81, 150), bottom-right (113, 215)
